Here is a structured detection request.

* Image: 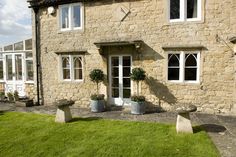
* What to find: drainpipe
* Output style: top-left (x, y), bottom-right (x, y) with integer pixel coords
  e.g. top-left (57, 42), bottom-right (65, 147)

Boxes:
top-left (27, 0), bottom-right (40, 105)
top-left (34, 8), bottom-right (40, 105)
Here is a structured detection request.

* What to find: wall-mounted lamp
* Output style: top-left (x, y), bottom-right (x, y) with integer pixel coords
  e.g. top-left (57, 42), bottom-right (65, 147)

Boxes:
top-left (47, 6), bottom-right (55, 15)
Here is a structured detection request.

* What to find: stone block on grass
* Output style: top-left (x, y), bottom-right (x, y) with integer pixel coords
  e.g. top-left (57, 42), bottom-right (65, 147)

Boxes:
top-left (54, 99), bottom-right (74, 123)
top-left (176, 105), bottom-right (197, 134)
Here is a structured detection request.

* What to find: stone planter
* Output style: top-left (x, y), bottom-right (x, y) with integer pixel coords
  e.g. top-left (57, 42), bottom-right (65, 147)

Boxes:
top-left (131, 101), bottom-right (145, 115)
top-left (0, 96), bottom-right (5, 101)
top-left (90, 100), bottom-right (105, 112)
top-left (15, 99), bottom-right (34, 107)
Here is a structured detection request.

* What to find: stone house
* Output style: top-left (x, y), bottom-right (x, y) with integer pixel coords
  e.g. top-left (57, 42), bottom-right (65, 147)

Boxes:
top-left (27, 0), bottom-right (236, 114)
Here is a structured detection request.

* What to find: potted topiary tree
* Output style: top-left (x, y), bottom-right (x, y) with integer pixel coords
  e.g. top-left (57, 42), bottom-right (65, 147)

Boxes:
top-left (130, 67), bottom-right (146, 115)
top-left (89, 69), bottom-right (105, 112)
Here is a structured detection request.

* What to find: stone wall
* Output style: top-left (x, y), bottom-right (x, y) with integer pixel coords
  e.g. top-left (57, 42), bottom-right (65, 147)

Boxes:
top-left (25, 84), bottom-right (37, 100)
top-left (35, 0), bottom-right (235, 114)
top-left (0, 83), bottom-right (4, 92)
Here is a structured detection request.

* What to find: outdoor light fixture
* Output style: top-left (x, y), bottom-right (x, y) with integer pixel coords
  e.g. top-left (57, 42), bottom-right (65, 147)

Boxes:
top-left (48, 6), bottom-right (55, 15)
top-left (27, 0), bottom-right (36, 6)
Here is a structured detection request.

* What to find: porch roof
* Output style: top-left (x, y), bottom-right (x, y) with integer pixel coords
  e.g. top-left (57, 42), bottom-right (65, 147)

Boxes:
top-left (94, 40), bottom-right (143, 55)
top-left (28, 0), bottom-right (100, 8)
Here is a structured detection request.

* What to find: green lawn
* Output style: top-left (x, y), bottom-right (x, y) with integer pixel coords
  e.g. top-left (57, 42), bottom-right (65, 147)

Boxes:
top-left (0, 112), bottom-right (219, 157)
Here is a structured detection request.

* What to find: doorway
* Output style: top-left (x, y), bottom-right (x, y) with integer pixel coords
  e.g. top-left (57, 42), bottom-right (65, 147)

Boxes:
top-left (109, 55), bottom-right (132, 106)
top-left (4, 53), bottom-right (25, 96)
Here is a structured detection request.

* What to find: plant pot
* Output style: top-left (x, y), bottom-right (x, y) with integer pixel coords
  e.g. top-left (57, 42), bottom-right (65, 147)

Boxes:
top-left (0, 96), bottom-right (5, 101)
top-left (90, 100), bottom-right (105, 112)
top-left (131, 101), bottom-right (145, 115)
top-left (15, 99), bottom-right (34, 107)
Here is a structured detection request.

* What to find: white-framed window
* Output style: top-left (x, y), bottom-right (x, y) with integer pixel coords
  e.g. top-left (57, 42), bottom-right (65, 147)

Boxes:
top-left (25, 52), bottom-right (34, 82)
top-left (169, 0), bottom-right (201, 22)
top-left (59, 3), bottom-right (83, 31)
top-left (60, 55), bottom-right (83, 81)
top-left (167, 51), bottom-right (200, 83)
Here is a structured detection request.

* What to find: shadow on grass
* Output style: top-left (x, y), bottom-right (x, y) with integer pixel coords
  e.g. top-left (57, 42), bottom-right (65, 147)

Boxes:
top-left (0, 111), bottom-right (5, 116)
top-left (69, 117), bottom-right (102, 123)
top-left (193, 124), bottom-right (227, 133)
top-left (193, 126), bottom-right (205, 133)
top-left (200, 124), bottom-right (227, 133)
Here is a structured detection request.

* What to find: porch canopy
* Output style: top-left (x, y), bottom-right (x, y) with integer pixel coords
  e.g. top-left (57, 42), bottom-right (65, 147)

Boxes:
top-left (94, 40), bottom-right (143, 55)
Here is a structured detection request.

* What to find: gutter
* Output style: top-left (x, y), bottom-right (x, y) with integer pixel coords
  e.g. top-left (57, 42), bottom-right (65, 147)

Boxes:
top-left (27, 0), bottom-right (40, 105)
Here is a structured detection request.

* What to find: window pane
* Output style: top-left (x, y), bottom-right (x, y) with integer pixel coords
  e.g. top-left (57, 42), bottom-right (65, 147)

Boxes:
top-left (74, 69), bottom-right (82, 80)
top-left (0, 47), bottom-right (2, 52)
top-left (123, 78), bottom-right (131, 88)
top-left (62, 57), bottom-right (70, 68)
top-left (79, 69), bottom-right (83, 79)
top-left (26, 52), bottom-right (33, 58)
top-left (6, 55), bottom-right (13, 80)
top-left (168, 54), bottom-right (180, 66)
top-left (0, 60), bottom-right (3, 80)
top-left (168, 68), bottom-right (179, 80)
top-left (123, 67), bottom-right (130, 77)
top-left (123, 89), bottom-right (131, 98)
top-left (61, 7), bottom-right (69, 29)
top-left (112, 57), bottom-right (119, 66)
top-left (112, 88), bottom-right (119, 98)
top-left (4, 45), bottom-right (13, 51)
top-left (26, 60), bottom-right (34, 81)
top-left (112, 78), bottom-right (119, 87)
top-left (73, 5), bottom-right (81, 28)
top-left (25, 39), bottom-right (32, 50)
top-left (185, 68), bottom-right (197, 80)
top-left (63, 69), bottom-right (70, 79)
top-left (112, 67), bottom-right (119, 77)
top-left (187, 0), bottom-right (198, 18)
top-left (185, 54), bottom-right (197, 66)
top-left (0, 54), bottom-right (3, 59)
top-left (170, 0), bottom-right (180, 19)
top-left (123, 56), bottom-right (131, 66)
top-left (14, 41), bottom-right (23, 51)
top-left (74, 57), bottom-right (82, 68)
top-left (15, 55), bottom-right (23, 80)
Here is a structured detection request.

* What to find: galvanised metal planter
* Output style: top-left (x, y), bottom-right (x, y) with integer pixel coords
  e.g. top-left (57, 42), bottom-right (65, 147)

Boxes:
top-left (90, 100), bottom-right (105, 112)
top-left (131, 101), bottom-right (145, 115)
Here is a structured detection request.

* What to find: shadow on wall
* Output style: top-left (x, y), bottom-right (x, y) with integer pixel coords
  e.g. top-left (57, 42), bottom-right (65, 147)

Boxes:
top-left (140, 42), bottom-right (165, 61)
top-left (133, 42), bottom-right (164, 63)
top-left (145, 76), bottom-right (177, 112)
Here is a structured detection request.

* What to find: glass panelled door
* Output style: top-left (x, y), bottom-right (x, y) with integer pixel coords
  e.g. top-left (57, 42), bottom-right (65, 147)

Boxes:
top-left (4, 53), bottom-right (25, 96)
top-left (109, 56), bottom-right (132, 106)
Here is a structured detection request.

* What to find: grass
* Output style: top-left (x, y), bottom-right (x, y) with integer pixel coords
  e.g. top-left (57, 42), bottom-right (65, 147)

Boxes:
top-left (0, 112), bottom-right (219, 157)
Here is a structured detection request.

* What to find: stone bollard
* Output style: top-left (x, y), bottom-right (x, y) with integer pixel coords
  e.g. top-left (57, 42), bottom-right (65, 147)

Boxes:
top-left (54, 99), bottom-right (74, 123)
top-left (176, 105), bottom-right (197, 134)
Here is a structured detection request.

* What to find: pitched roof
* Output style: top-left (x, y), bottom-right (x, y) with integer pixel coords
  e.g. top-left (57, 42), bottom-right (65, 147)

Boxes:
top-left (28, 0), bottom-right (87, 8)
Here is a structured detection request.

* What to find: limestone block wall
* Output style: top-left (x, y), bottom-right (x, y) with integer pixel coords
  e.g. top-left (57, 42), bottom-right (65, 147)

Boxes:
top-left (25, 84), bottom-right (37, 100)
top-left (0, 83), bottom-right (4, 92)
top-left (35, 0), bottom-right (235, 113)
